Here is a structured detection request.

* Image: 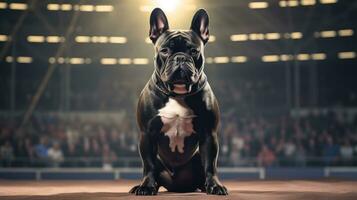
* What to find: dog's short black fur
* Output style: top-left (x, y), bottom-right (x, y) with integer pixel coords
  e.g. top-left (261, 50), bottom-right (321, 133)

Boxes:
top-left (129, 8), bottom-right (228, 195)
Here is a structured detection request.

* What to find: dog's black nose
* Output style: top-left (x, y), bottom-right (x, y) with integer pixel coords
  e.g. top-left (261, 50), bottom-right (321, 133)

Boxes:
top-left (174, 54), bottom-right (187, 64)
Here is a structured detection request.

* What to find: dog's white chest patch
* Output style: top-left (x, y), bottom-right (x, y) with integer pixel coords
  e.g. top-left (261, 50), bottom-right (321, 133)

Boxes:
top-left (158, 98), bottom-right (196, 153)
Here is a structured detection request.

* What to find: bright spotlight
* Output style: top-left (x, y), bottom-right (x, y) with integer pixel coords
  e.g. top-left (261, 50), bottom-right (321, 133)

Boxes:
top-left (140, 0), bottom-right (196, 13)
top-left (155, 0), bottom-right (179, 12)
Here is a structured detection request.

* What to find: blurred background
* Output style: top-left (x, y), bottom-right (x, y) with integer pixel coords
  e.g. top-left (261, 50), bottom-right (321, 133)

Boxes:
top-left (0, 0), bottom-right (357, 170)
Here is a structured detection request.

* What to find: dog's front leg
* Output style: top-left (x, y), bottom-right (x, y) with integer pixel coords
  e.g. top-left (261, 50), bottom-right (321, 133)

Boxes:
top-left (199, 132), bottom-right (228, 195)
top-left (134, 131), bottom-right (159, 195)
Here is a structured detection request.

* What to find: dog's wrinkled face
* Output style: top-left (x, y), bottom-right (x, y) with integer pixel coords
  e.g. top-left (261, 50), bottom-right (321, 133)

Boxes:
top-left (149, 8), bottom-right (209, 95)
top-left (155, 31), bottom-right (203, 94)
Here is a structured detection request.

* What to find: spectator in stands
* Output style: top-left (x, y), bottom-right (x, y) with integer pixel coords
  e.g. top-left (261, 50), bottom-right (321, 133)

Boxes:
top-left (109, 128), bottom-right (120, 155)
top-left (65, 122), bottom-right (80, 146)
top-left (295, 142), bottom-right (306, 166)
top-left (241, 138), bottom-right (254, 166)
top-left (283, 138), bottom-right (297, 166)
top-left (47, 142), bottom-right (64, 167)
top-left (257, 144), bottom-right (276, 167)
top-left (24, 138), bottom-right (35, 165)
top-left (340, 140), bottom-right (354, 166)
top-left (0, 140), bottom-right (14, 167)
top-left (229, 142), bottom-right (242, 166)
top-left (14, 137), bottom-right (34, 166)
top-left (63, 142), bottom-right (78, 167)
top-left (102, 143), bottom-right (117, 170)
top-left (79, 137), bottom-right (90, 166)
top-left (229, 133), bottom-right (244, 166)
top-left (34, 137), bottom-right (50, 166)
top-left (90, 138), bottom-right (102, 167)
top-left (98, 126), bottom-right (108, 145)
top-left (323, 136), bottom-right (339, 166)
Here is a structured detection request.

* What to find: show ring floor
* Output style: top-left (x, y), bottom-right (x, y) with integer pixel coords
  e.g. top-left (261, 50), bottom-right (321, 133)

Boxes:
top-left (1, 180), bottom-right (357, 200)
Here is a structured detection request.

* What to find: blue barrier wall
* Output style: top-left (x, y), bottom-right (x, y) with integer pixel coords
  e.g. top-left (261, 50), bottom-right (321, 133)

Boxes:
top-left (1, 167), bottom-right (357, 180)
top-left (218, 171), bottom-right (260, 180)
top-left (265, 168), bottom-right (324, 179)
top-left (0, 171), bottom-right (36, 180)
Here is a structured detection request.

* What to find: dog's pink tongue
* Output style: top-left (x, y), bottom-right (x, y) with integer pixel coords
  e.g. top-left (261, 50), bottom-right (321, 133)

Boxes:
top-left (173, 84), bottom-right (187, 94)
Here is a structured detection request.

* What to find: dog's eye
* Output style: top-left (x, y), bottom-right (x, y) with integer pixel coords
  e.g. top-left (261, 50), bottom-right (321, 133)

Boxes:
top-left (160, 48), bottom-right (169, 55)
top-left (190, 48), bottom-right (199, 55)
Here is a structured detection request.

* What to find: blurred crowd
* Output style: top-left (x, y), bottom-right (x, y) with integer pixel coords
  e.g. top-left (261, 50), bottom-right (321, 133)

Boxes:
top-left (0, 115), bottom-right (139, 169)
top-left (1, 110), bottom-right (357, 168)
top-left (220, 111), bottom-right (357, 167)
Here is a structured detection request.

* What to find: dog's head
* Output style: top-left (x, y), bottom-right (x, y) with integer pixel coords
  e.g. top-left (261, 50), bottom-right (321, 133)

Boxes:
top-left (149, 8), bottom-right (209, 95)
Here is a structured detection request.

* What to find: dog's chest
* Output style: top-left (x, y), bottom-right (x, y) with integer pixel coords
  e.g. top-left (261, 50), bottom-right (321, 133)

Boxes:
top-left (157, 98), bottom-right (196, 153)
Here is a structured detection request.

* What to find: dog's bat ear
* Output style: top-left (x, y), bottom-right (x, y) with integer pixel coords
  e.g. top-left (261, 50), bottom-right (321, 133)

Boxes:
top-left (190, 9), bottom-right (209, 44)
top-left (149, 8), bottom-right (169, 44)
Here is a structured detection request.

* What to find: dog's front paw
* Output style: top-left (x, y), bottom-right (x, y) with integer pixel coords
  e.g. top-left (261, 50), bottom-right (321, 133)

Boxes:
top-left (205, 176), bottom-right (228, 195)
top-left (130, 175), bottom-right (158, 195)
top-left (134, 184), bottom-right (158, 195)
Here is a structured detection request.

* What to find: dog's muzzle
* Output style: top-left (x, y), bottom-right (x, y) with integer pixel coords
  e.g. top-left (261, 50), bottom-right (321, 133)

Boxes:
top-left (163, 53), bottom-right (198, 94)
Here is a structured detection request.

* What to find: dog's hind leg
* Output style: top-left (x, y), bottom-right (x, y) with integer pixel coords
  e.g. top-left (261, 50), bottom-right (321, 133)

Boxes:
top-left (155, 156), bottom-right (180, 192)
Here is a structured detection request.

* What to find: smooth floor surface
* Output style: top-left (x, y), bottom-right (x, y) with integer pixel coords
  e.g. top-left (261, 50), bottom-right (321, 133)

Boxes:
top-left (1, 180), bottom-right (357, 200)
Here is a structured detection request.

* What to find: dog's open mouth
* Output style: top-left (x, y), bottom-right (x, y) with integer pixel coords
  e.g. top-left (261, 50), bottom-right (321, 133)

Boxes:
top-left (167, 83), bottom-right (192, 94)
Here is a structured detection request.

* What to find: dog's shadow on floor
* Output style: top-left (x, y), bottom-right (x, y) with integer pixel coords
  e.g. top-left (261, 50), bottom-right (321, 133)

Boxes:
top-left (3, 190), bottom-right (356, 200)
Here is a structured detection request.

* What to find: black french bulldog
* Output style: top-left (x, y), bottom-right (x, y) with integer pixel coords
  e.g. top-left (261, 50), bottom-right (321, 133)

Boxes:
top-left (129, 8), bottom-right (228, 195)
